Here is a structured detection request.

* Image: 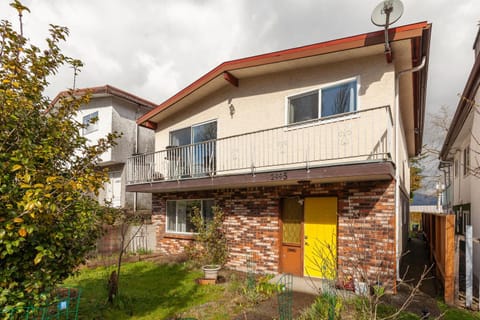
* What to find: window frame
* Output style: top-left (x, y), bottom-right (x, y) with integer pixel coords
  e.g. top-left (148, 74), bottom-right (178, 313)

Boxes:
top-left (454, 159), bottom-right (458, 178)
top-left (169, 119), bottom-right (218, 146)
top-left (82, 111), bottom-right (99, 135)
top-left (463, 146), bottom-right (470, 176)
top-left (165, 199), bottom-right (214, 234)
top-left (285, 77), bottom-right (360, 126)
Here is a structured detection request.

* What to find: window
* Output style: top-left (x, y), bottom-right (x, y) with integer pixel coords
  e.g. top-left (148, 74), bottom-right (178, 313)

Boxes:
top-left (287, 79), bottom-right (357, 124)
top-left (83, 111), bottom-right (99, 134)
top-left (463, 146), bottom-right (470, 176)
top-left (288, 91), bottom-right (319, 123)
top-left (454, 204), bottom-right (471, 235)
top-left (166, 199), bottom-right (214, 233)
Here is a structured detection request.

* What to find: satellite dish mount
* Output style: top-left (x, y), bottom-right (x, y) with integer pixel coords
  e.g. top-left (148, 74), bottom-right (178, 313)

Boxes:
top-left (371, 0), bottom-right (404, 63)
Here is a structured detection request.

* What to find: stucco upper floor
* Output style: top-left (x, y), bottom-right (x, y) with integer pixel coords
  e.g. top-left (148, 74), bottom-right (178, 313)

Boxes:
top-left (53, 85), bottom-right (157, 166)
top-left (127, 22), bottom-right (431, 193)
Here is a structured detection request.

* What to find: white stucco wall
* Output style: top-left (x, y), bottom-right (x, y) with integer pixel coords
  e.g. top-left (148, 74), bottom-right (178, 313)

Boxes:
top-left (154, 54), bottom-right (396, 152)
top-left (77, 96), bottom-right (154, 210)
top-left (469, 89), bottom-right (480, 283)
top-left (76, 97), bottom-right (113, 163)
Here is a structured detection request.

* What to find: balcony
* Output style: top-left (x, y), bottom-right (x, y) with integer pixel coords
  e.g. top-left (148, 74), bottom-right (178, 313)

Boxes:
top-left (126, 105), bottom-right (393, 188)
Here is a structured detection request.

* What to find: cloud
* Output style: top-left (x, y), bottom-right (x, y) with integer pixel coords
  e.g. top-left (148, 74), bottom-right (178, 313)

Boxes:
top-left (0, 0), bottom-right (479, 120)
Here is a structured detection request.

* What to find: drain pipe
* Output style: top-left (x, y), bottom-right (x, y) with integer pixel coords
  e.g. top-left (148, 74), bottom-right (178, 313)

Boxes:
top-left (394, 56), bottom-right (426, 280)
top-left (133, 109), bottom-right (140, 213)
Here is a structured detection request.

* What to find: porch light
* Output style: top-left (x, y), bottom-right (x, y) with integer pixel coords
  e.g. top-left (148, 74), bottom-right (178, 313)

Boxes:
top-left (229, 103), bottom-right (235, 117)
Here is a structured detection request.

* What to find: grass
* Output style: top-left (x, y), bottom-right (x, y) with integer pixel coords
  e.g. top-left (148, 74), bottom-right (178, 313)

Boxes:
top-left (438, 301), bottom-right (480, 320)
top-left (63, 261), bottom-right (225, 319)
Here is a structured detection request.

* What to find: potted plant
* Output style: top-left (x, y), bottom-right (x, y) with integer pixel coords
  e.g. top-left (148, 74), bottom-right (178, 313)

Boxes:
top-left (187, 206), bottom-right (228, 282)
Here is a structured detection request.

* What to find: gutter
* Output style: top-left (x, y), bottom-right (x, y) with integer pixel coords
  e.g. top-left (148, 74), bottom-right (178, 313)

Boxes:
top-left (394, 56), bottom-right (427, 280)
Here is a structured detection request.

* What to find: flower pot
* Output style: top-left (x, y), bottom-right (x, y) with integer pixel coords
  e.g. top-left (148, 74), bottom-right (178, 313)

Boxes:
top-left (202, 265), bottom-right (221, 280)
top-left (354, 281), bottom-right (368, 296)
top-left (196, 278), bottom-right (217, 285)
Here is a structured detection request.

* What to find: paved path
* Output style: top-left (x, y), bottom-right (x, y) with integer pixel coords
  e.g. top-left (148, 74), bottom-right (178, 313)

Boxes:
top-left (396, 234), bottom-right (441, 317)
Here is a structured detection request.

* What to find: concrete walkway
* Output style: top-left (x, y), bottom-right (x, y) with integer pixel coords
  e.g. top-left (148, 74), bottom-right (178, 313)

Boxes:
top-left (271, 274), bottom-right (325, 295)
top-left (400, 234), bottom-right (439, 297)
top-left (394, 234), bottom-right (442, 317)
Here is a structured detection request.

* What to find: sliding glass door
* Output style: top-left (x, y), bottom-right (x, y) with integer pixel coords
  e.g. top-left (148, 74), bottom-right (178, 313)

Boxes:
top-left (169, 120), bottom-right (217, 178)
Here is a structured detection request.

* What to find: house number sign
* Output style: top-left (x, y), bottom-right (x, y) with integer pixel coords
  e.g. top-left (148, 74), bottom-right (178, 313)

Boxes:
top-left (270, 172), bottom-right (287, 181)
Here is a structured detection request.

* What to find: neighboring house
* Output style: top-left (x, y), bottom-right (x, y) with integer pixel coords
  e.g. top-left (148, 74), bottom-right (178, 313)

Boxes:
top-left (409, 205), bottom-right (443, 233)
top-left (440, 27), bottom-right (480, 291)
top-left (52, 85), bottom-right (157, 252)
top-left (127, 22), bottom-right (431, 286)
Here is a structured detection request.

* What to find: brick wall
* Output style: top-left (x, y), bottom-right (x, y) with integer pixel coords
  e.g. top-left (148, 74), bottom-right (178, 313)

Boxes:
top-left (152, 179), bottom-right (396, 284)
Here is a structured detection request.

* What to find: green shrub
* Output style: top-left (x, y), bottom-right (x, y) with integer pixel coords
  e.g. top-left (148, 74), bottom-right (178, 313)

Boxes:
top-left (185, 206), bottom-right (228, 267)
top-left (299, 292), bottom-right (342, 320)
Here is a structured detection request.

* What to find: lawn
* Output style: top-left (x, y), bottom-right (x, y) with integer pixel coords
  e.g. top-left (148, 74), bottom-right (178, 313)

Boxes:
top-left (64, 260), bottom-right (480, 320)
top-left (63, 261), bottom-right (228, 319)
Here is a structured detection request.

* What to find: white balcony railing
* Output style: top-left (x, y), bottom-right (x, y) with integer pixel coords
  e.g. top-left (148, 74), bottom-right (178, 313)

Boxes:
top-left (127, 105), bottom-right (393, 185)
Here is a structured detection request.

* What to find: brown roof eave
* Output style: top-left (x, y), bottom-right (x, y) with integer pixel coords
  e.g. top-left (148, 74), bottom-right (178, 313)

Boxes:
top-left (50, 85), bottom-right (157, 110)
top-left (138, 21), bottom-right (430, 127)
top-left (440, 56), bottom-right (480, 160)
top-left (414, 25), bottom-right (432, 156)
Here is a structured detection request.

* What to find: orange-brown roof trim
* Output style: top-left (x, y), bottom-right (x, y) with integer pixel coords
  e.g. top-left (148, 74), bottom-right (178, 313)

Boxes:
top-left (138, 21), bottom-right (430, 127)
top-left (51, 84), bottom-right (157, 110)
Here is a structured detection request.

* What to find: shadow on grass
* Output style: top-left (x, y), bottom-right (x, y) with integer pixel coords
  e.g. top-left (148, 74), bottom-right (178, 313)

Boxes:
top-left (65, 261), bottom-right (219, 319)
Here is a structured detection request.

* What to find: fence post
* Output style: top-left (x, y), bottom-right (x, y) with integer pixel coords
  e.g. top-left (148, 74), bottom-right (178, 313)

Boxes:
top-left (277, 273), bottom-right (293, 320)
top-left (444, 214), bottom-right (455, 305)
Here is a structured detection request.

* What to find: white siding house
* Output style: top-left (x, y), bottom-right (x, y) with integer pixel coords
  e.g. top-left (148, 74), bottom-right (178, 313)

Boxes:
top-left (440, 27), bottom-right (480, 293)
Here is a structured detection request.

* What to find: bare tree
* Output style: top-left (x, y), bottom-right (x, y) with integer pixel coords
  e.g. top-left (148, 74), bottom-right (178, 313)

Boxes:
top-left (420, 105), bottom-right (455, 194)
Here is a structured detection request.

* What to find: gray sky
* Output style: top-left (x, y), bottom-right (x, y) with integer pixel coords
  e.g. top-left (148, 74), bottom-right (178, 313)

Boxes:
top-left (0, 0), bottom-right (479, 137)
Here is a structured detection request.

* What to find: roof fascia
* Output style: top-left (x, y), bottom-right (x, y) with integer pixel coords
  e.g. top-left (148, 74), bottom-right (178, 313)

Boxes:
top-left (138, 22), bottom-right (430, 127)
top-left (440, 56), bottom-right (480, 160)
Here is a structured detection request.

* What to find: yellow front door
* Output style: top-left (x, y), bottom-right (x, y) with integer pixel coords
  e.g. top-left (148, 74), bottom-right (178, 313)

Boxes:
top-left (303, 197), bottom-right (337, 279)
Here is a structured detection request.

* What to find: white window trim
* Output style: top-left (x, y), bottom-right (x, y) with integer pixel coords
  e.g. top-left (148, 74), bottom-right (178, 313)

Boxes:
top-left (284, 76), bottom-right (360, 128)
top-left (165, 199), bottom-right (214, 234)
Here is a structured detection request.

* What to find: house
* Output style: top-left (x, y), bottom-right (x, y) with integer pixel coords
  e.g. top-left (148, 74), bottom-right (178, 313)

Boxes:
top-left (409, 205), bottom-right (443, 233)
top-left (440, 26), bottom-right (480, 293)
top-left (126, 22), bottom-right (431, 286)
top-left (52, 85), bottom-right (158, 252)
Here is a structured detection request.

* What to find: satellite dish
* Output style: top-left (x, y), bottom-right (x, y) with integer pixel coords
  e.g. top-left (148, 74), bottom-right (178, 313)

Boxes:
top-left (371, 0), bottom-right (404, 62)
top-left (371, 0), bottom-right (404, 27)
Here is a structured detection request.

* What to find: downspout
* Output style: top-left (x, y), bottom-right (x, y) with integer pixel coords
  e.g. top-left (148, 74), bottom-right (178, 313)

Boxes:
top-left (394, 56), bottom-right (426, 280)
top-left (133, 108), bottom-right (140, 213)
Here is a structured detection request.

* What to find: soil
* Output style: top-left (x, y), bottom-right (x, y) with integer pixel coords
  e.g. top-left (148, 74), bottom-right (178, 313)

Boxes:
top-left (232, 292), bottom-right (316, 320)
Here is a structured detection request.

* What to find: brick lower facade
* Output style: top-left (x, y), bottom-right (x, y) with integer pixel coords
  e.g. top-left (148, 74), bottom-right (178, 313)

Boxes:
top-left (152, 179), bottom-right (396, 285)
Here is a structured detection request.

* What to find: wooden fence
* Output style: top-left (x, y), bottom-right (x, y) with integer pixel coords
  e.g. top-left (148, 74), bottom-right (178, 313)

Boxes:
top-left (422, 212), bottom-right (455, 305)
